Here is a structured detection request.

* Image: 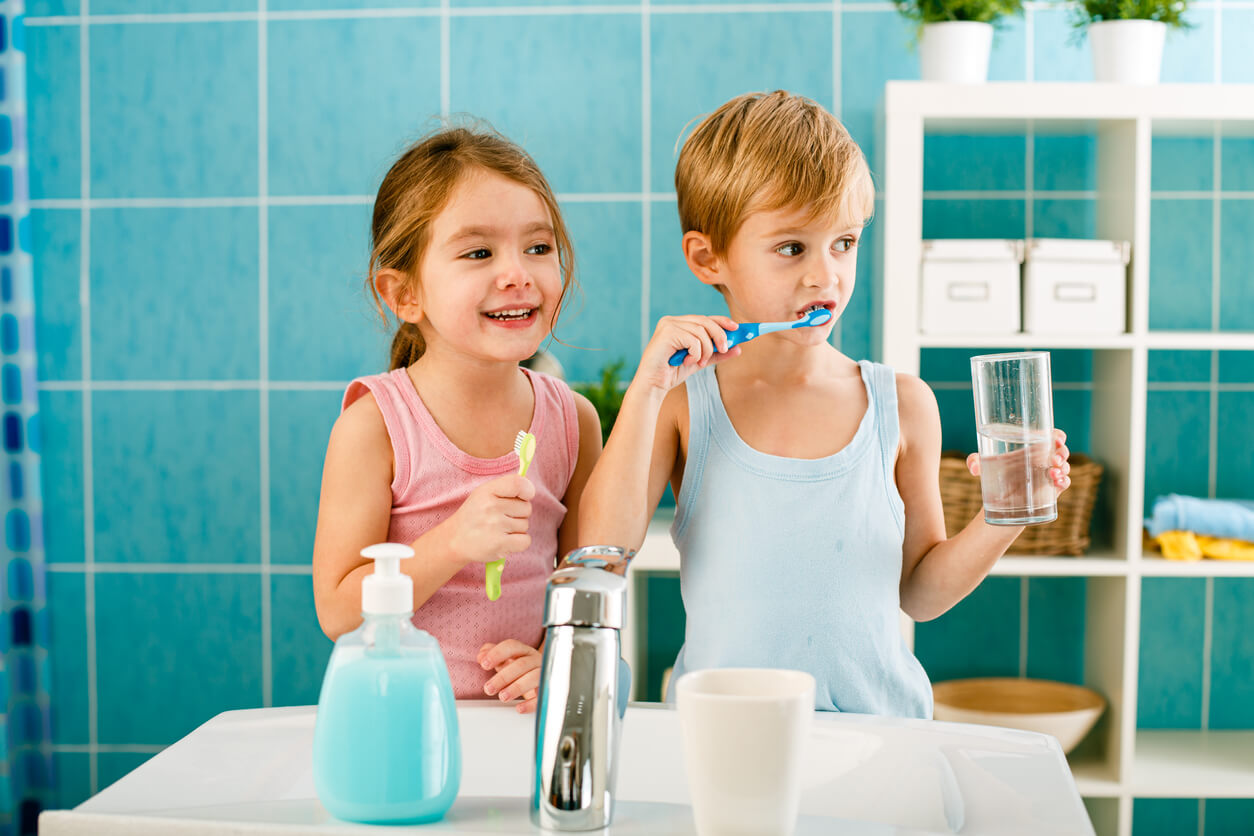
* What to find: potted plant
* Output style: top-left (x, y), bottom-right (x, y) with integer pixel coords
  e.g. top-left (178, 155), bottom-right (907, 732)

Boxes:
top-left (1073, 0), bottom-right (1191, 84)
top-left (573, 360), bottom-right (627, 445)
top-left (894, 0), bottom-right (1023, 84)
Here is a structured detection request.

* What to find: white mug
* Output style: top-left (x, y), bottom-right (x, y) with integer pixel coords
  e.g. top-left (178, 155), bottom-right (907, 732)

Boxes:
top-left (675, 668), bottom-right (816, 836)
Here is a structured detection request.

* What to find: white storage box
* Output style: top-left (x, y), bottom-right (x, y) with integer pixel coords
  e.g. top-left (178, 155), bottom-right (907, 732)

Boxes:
top-left (920, 239), bottom-right (1024, 335)
top-left (1023, 238), bottom-right (1130, 335)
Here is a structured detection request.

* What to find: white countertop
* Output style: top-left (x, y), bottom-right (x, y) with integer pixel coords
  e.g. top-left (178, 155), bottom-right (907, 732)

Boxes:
top-left (40, 702), bottom-right (1093, 835)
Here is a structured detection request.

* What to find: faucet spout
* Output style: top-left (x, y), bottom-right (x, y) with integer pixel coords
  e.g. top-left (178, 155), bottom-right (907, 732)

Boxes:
top-left (531, 547), bottom-right (633, 831)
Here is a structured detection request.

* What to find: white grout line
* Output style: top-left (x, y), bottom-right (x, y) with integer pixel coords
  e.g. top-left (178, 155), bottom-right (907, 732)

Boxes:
top-left (1198, 797), bottom-right (1206, 836)
top-left (32, 192), bottom-right (684, 209)
top-left (258, 0), bottom-right (274, 712)
top-left (52, 744), bottom-right (166, 754)
top-left (640, 0), bottom-right (651, 354)
top-left (440, 0), bottom-right (451, 117)
top-left (49, 563), bottom-right (314, 574)
top-left (1019, 577), bottom-right (1029, 679)
top-left (1201, 576), bottom-right (1214, 731)
top-left (39, 380), bottom-right (351, 391)
top-left (31, 0), bottom-right (1254, 26)
top-left (830, 0), bottom-right (843, 350)
top-left (79, 0), bottom-right (99, 797)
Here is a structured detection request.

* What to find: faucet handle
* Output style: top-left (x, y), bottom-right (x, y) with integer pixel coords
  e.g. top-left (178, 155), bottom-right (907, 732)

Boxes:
top-left (559, 544), bottom-right (636, 572)
top-left (544, 548), bottom-right (631, 629)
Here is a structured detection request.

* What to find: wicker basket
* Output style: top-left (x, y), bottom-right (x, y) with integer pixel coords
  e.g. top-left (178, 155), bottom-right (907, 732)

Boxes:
top-left (939, 452), bottom-right (1103, 556)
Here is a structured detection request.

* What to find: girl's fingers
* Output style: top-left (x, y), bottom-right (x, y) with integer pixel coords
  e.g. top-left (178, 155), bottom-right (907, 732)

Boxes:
top-left (485, 656), bottom-right (541, 700)
top-left (479, 639), bottom-right (538, 671)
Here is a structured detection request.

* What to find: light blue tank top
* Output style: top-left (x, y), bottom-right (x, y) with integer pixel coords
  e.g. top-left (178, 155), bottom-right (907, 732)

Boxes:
top-left (669, 361), bottom-right (933, 718)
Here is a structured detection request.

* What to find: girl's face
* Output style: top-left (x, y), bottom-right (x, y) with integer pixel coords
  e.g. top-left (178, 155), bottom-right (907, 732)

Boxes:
top-left (416, 168), bottom-right (563, 364)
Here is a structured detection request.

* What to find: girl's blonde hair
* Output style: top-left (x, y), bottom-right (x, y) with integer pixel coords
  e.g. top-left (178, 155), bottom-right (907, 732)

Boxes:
top-left (368, 123), bottom-right (577, 370)
top-left (675, 91), bottom-right (874, 256)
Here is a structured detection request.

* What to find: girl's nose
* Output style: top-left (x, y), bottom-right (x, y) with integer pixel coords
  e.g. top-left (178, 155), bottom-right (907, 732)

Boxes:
top-left (496, 256), bottom-right (533, 290)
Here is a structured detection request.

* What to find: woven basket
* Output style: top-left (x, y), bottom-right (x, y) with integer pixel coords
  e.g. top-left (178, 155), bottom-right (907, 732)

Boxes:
top-left (939, 453), bottom-right (1103, 556)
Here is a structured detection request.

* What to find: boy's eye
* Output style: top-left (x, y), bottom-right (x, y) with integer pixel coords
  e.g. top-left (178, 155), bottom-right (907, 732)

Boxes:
top-left (776, 242), bottom-right (804, 257)
top-left (463, 248), bottom-right (491, 260)
top-left (526, 243), bottom-right (553, 256)
top-left (834, 237), bottom-right (857, 253)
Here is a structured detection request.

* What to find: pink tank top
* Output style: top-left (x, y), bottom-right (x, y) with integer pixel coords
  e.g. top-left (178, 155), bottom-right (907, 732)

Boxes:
top-left (342, 367), bottom-right (579, 698)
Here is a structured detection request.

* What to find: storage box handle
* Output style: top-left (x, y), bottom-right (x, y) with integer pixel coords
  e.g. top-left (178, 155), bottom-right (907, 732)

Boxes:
top-left (1053, 283), bottom-right (1097, 303)
top-left (947, 282), bottom-right (989, 302)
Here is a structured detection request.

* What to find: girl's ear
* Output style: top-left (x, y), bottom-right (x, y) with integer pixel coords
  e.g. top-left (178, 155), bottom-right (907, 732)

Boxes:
top-left (682, 230), bottom-right (724, 289)
top-left (375, 269), bottom-right (423, 324)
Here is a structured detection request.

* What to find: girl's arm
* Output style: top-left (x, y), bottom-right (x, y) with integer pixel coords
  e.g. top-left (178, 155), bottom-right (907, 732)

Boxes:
top-left (555, 391), bottom-right (606, 561)
top-left (895, 374), bottom-right (1070, 622)
top-left (313, 394), bottom-right (534, 640)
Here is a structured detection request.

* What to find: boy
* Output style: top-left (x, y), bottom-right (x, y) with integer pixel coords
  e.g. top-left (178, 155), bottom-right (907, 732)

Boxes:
top-left (578, 91), bottom-right (1071, 716)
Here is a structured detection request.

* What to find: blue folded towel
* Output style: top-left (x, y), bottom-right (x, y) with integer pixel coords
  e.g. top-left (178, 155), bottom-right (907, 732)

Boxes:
top-left (1146, 494), bottom-right (1254, 541)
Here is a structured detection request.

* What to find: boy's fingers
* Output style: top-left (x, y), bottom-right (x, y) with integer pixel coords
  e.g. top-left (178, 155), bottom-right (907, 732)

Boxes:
top-left (1054, 428), bottom-right (1067, 446)
top-left (966, 453), bottom-right (981, 476)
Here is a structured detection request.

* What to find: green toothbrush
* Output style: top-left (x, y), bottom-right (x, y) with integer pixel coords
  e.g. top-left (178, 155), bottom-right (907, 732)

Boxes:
top-left (486, 430), bottom-right (535, 601)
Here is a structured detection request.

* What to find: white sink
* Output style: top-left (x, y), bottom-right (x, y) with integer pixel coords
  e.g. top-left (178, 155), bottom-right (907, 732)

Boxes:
top-left (40, 702), bottom-right (1093, 835)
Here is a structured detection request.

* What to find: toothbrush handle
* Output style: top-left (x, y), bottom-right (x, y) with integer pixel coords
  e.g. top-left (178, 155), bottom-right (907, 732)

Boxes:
top-left (668, 324), bottom-right (758, 366)
top-left (485, 559), bottom-right (505, 601)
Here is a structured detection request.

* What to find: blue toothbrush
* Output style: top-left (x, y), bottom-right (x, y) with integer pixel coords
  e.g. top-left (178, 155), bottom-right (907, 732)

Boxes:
top-left (668, 308), bottom-right (834, 366)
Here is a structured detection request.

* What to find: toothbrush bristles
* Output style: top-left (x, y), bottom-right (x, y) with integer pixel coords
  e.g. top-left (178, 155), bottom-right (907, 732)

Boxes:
top-left (514, 430), bottom-right (527, 453)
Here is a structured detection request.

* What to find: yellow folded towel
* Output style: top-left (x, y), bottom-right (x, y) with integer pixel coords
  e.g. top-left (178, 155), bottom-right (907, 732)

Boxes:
top-left (1155, 530), bottom-right (1254, 562)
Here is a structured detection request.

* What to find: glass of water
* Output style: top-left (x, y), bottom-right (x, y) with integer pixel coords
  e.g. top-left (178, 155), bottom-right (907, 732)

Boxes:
top-left (970, 351), bottom-right (1057, 526)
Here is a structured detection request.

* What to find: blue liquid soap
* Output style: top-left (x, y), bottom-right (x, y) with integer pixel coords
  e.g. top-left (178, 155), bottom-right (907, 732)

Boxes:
top-left (313, 544), bottom-right (461, 824)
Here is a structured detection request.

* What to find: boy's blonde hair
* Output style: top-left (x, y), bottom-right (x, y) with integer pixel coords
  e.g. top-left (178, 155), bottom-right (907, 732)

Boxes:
top-left (675, 91), bottom-right (874, 256)
top-left (368, 122), bottom-right (577, 370)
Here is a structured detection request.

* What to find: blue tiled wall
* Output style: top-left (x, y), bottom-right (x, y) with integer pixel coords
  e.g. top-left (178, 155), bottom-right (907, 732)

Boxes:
top-left (25, 0), bottom-right (1254, 815)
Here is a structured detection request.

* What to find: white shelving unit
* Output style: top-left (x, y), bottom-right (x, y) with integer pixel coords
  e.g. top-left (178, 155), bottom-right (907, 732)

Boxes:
top-left (879, 82), bottom-right (1254, 836)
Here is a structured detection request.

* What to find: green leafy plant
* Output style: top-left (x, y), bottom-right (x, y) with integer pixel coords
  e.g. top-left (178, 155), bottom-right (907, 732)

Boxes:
top-left (574, 360), bottom-right (627, 445)
top-left (1071, 0), bottom-right (1191, 28)
top-left (893, 0), bottom-right (1023, 26)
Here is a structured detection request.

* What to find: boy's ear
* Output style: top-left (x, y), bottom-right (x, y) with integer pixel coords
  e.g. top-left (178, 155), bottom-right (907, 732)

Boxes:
top-left (682, 230), bottom-right (724, 289)
top-left (374, 268), bottom-right (423, 324)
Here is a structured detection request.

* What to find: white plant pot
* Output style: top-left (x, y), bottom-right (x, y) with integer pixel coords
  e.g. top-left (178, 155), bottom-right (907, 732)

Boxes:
top-left (919, 21), bottom-right (994, 84)
top-left (1089, 20), bottom-right (1167, 84)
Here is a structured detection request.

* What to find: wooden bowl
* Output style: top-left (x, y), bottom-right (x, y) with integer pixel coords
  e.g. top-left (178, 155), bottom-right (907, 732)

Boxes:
top-left (932, 678), bottom-right (1105, 753)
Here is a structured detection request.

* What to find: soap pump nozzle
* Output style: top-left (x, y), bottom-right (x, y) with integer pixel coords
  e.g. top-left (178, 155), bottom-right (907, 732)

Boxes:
top-left (360, 543), bottom-right (415, 616)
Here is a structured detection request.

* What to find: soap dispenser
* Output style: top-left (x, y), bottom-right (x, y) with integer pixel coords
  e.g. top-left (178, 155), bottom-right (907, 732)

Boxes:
top-left (312, 543), bottom-right (461, 824)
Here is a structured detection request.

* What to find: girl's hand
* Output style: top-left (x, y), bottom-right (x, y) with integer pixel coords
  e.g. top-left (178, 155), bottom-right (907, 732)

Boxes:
top-left (478, 640), bottom-right (542, 714)
top-left (445, 475), bottom-right (536, 565)
top-left (966, 428), bottom-right (1072, 496)
top-left (633, 314), bottom-right (742, 394)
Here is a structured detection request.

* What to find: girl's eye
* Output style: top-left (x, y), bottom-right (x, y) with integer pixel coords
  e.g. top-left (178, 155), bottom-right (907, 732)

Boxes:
top-left (834, 237), bottom-right (857, 253)
top-left (464, 248), bottom-right (491, 260)
top-left (776, 242), bottom-right (804, 257)
top-left (526, 243), bottom-right (553, 256)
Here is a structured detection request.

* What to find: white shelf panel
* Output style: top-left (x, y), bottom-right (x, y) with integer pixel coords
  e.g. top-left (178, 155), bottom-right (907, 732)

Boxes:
top-left (918, 333), bottom-right (1136, 350)
top-left (886, 82), bottom-right (1254, 124)
top-left (1137, 555), bottom-right (1254, 578)
top-left (1132, 730), bottom-right (1254, 798)
top-left (1070, 756), bottom-right (1122, 798)
top-left (1145, 331), bottom-right (1254, 351)
top-left (990, 554), bottom-right (1128, 577)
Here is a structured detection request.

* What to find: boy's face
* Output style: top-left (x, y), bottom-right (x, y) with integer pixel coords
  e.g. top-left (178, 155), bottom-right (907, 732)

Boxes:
top-left (710, 205), bottom-right (862, 342)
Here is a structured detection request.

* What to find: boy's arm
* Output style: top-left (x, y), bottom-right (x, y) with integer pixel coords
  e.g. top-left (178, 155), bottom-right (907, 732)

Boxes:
top-left (579, 314), bottom-right (740, 555)
top-left (556, 391), bottom-right (606, 562)
top-left (577, 381), bottom-right (683, 554)
top-left (895, 374), bottom-right (1023, 622)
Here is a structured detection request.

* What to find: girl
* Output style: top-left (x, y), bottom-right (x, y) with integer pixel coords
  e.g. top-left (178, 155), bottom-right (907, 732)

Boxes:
top-left (312, 125), bottom-right (602, 714)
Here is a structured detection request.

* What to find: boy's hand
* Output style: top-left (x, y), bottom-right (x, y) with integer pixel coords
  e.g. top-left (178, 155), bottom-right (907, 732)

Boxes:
top-left (967, 428), bottom-right (1072, 496)
top-left (478, 640), bottom-right (542, 714)
top-left (635, 314), bottom-right (742, 393)
top-left (444, 475), bottom-right (535, 565)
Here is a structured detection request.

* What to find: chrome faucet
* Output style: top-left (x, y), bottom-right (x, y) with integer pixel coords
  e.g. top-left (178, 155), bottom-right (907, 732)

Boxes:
top-left (531, 546), bottom-right (634, 831)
